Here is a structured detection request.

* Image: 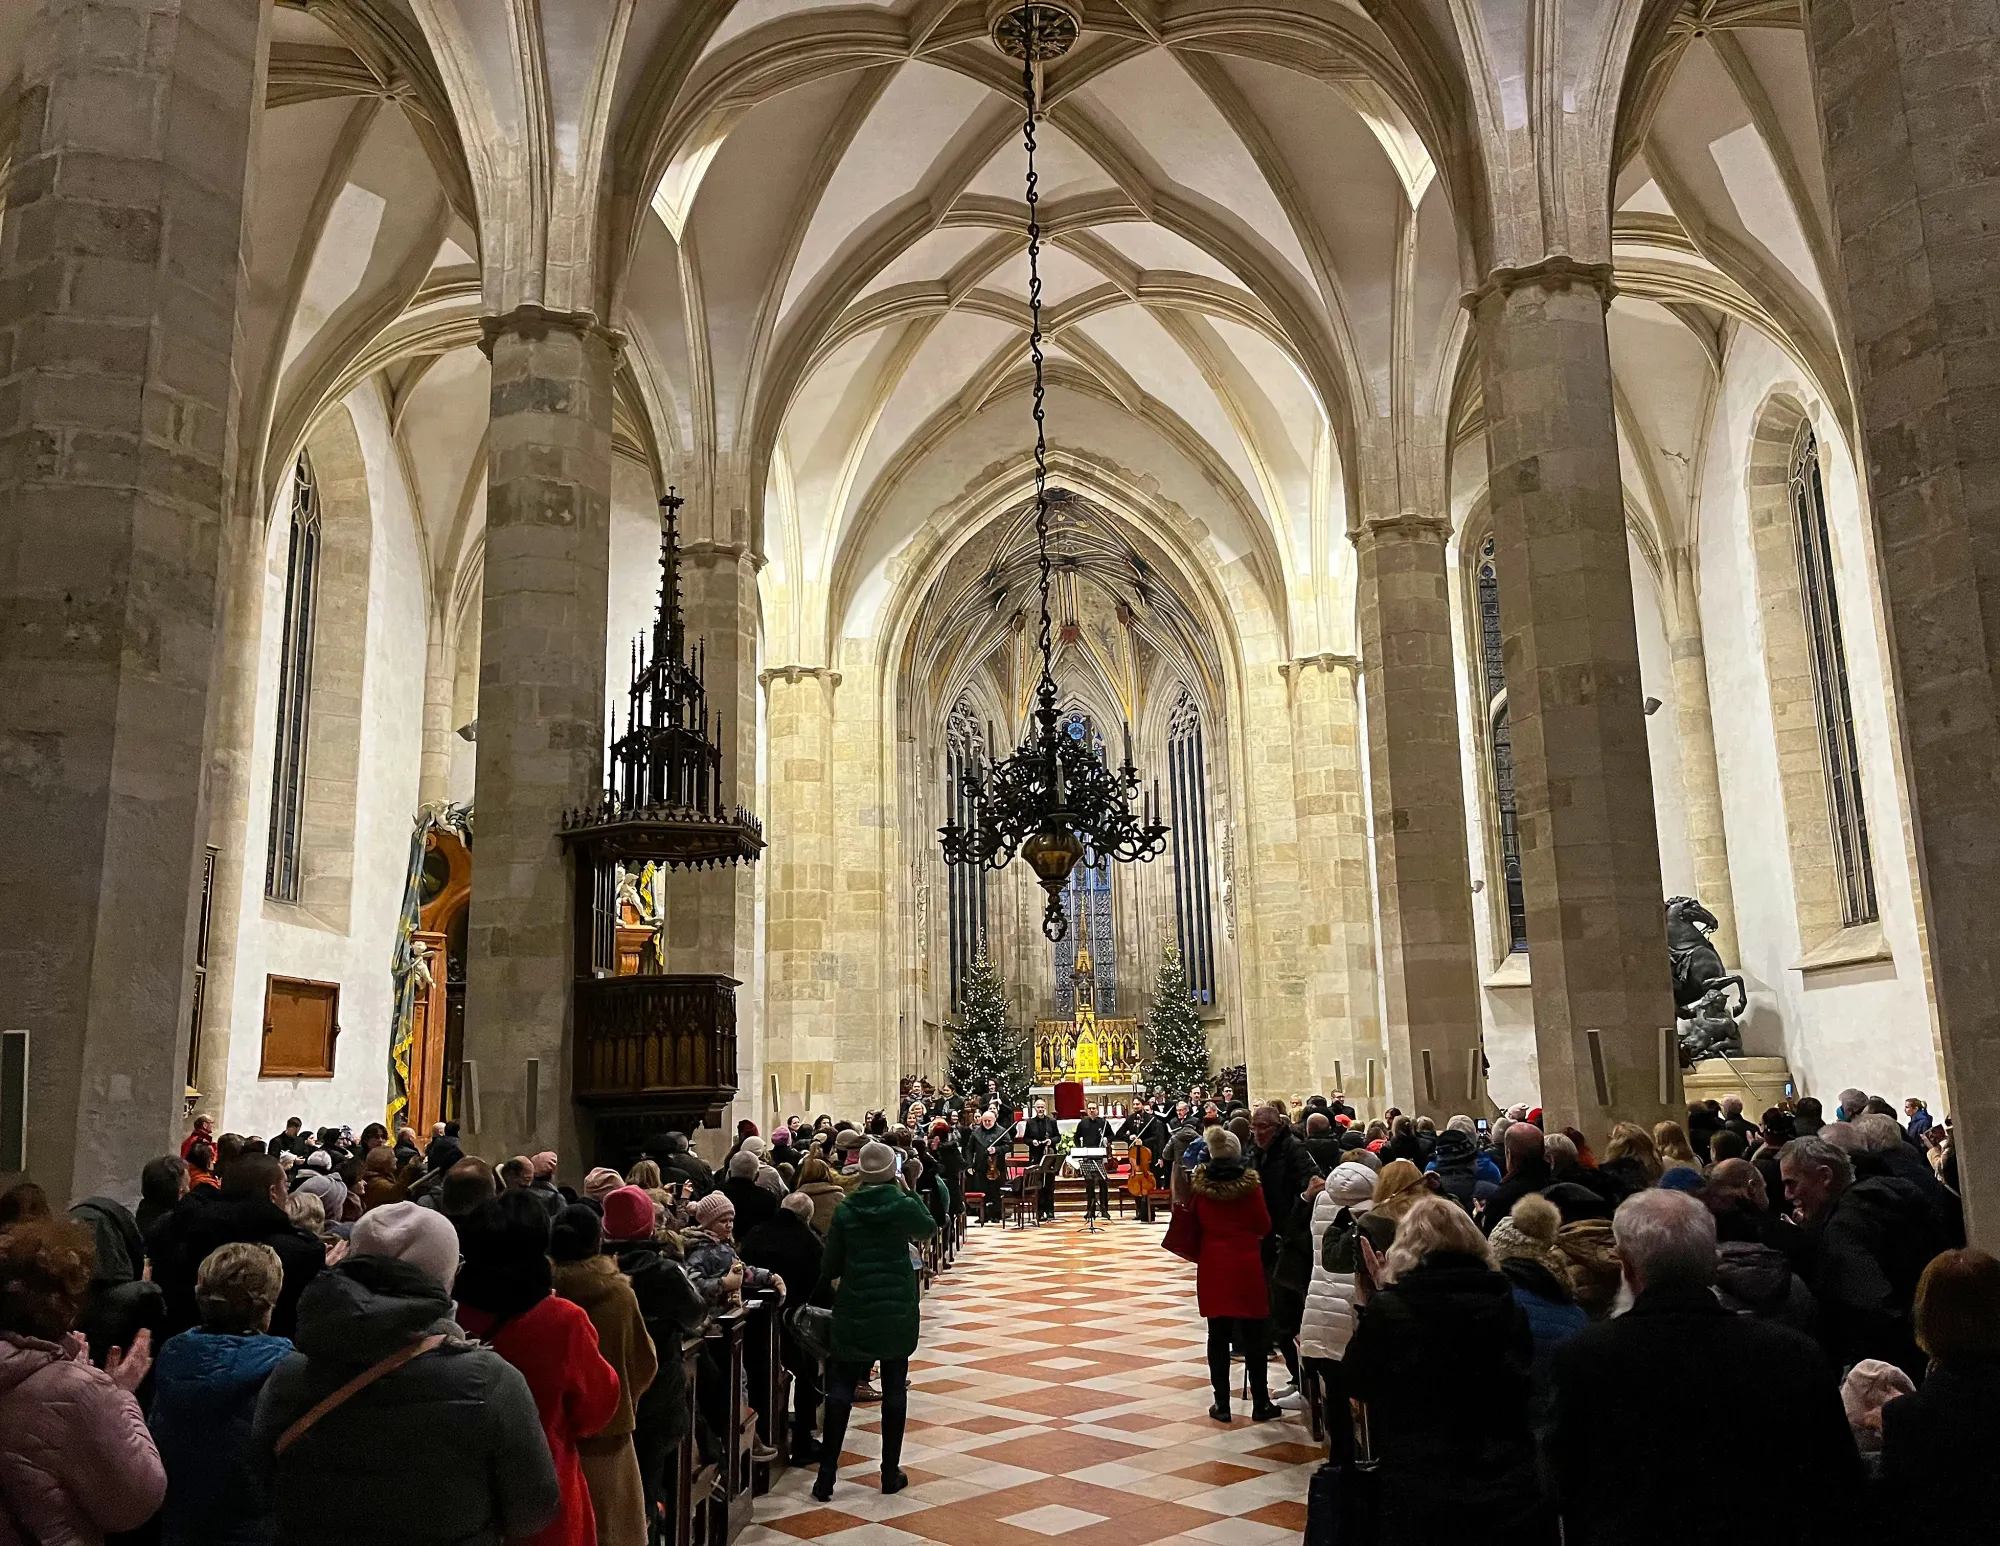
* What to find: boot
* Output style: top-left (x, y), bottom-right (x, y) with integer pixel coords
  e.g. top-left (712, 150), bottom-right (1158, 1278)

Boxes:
top-left (880, 1369), bottom-right (910, 1494)
top-left (1207, 1340), bottom-right (1232, 1423)
top-left (1248, 1360), bottom-right (1280, 1422)
top-left (813, 1397), bottom-right (850, 1502)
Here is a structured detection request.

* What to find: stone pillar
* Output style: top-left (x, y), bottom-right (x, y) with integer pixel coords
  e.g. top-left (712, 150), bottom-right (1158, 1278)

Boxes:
top-left (1806, 0), bottom-right (2000, 1243)
top-left (0, 0), bottom-right (267, 1196)
top-left (1664, 550), bottom-right (1738, 963)
top-left (760, 668), bottom-right (838, 1119)
top-left (1284, 654), bottom-right (1385, 1107)
top-left (419, 609), bottom-right (456, 806)
top-left (461, 307), bottom-right (615, 1164)
top-left (1473, 264), bottom-right (1678, 1143)
top-left (1354, 514), bottom-right (1487, 1122)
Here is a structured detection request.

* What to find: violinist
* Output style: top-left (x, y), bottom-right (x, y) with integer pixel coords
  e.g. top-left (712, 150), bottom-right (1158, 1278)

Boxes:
top-left (971, 1109), bottom-right (1012, 1222)
top-left (1023, 1100), bottom-right (1060, 1220)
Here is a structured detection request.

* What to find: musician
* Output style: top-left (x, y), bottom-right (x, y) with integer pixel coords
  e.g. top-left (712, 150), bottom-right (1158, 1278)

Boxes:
top-left (1023, 1100), bottom-right (1060, 1220)
top-left (1072, 1102), bottom-right (1115, 1220)
top-left (1116, 1100), bottom-right (1171, 1222)
top-left (971, 1109), bottom-right (1012, 1223)
top-left (1215, 1084), bottom-right (1245, 1121)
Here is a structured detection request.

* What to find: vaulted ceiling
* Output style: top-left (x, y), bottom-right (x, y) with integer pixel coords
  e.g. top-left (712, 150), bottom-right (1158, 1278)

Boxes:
top-left (0, 0), bottom-right (1845, 672)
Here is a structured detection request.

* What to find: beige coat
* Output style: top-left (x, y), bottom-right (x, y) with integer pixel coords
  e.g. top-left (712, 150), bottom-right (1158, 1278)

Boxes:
top-left (554, 1255), bottom-right (658, 1546)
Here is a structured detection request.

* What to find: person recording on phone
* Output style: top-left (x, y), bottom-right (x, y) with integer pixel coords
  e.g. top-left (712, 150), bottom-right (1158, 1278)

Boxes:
top-left (1073, 1102), bottom-right (1114, 1220)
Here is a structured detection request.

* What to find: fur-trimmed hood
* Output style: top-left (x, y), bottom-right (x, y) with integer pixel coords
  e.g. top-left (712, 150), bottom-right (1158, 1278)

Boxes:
top-left (1191, 1162), bottom-right (1262, 1202)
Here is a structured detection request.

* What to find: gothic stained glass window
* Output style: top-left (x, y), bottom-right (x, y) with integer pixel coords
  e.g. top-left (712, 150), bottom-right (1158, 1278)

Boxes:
top-left (266, 454), bottom-right (321, 904)
top-left (945, 699), bottom-right (989, 1009)
top-left (1051, 712), bottom-right (1117, 1014)
top-left (1167, 690), bottom-right (1217, 1004)
top-left (1478, 535), bottom-right (1528, 952)
top-left (1789, 427), bottom-right (1878, 926)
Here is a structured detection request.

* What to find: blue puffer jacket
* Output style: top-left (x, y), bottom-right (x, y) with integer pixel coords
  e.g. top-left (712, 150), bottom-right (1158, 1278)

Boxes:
top-left (149, 1327), bottom-right (293, 1546)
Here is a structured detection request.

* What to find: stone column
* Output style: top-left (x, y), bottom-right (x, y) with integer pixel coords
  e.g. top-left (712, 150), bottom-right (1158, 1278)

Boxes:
top-left (1473, 263), bottom-right (1678, 1142)
top-left (760, 668), bottom-right (838, 1119)
top-left (461, 307), bottom-right (616, 1164)
top-left (1806, 0), bottom-right (2000, 1243)
top-left (418, 609), bottom-right (456, 806)
top-left (0, 0), bottom-right (267, 1196)
top-left (1354, 514), bottom-right (1487, 1122)
top-left (1284, 654), bottom-right (1385, 1107)
top-left (1664, 549), bottom-right (1738, 963)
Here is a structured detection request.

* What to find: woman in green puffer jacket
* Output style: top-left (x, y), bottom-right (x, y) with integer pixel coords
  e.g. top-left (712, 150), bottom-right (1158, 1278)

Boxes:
top-left (810, 1140), bottom-right (937, 1502)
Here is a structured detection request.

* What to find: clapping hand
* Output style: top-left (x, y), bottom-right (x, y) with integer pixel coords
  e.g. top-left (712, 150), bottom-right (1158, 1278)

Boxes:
top-left (106, 1329), bottom-right (153, 1393)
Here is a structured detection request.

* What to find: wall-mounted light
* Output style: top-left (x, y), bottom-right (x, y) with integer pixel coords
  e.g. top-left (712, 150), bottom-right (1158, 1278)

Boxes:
top-left (1642, 696), bottom-right (1663, 717)
top-left (456, 720), bottom-right (479, 741)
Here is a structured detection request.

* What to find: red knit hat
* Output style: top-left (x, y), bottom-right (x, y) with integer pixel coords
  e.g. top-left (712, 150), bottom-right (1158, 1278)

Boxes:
top-left (602, 1185), bottom-right (656, 1242)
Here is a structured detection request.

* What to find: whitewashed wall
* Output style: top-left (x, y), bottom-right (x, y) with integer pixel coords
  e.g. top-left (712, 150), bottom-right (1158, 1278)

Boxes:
top-left (1695, 329), bottom-right (1938, 1110)
top-left (222, 385), bottom-right (426, 1137)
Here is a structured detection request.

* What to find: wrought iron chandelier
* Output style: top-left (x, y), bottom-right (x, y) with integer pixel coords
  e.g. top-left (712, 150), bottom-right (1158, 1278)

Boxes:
top-left (939, 3), bottom-right (1168, 942)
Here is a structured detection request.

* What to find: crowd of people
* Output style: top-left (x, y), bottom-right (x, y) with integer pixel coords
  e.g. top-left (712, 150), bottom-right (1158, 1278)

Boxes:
top-left (0, 1079), bottom-right (1990, 1546)
top-left (0, 1110), bottom-right (956, 1546)
top-left (1163, 1084), bottom-right (1991, 1542)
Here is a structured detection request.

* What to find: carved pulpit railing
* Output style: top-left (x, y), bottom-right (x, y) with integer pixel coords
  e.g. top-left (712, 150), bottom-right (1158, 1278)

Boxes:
top-left (572, 974), bottom-right (738, 1105)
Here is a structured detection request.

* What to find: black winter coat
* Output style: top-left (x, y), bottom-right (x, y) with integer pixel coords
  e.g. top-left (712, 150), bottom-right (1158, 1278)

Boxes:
top-left (252, 1258), bottom-right (558, 1546)
top-left (738, 1212), bottom-right (828, 1311)
top-left (1550, 1286), bottom-right (1859, 1546)
top-left (151, 1192), bottom-right (324, 1339)
top-left (1482, 1156), bottom-right (1554, 1235)
top-left (1714, 1240), bottom-right (1817, 1336)
top-left (1878, 1357), bottom-right (2000, 1522)
top-left (722, 1174), bottom-right (779, 1233)
top-left (619, 1240), bottom-right (709, 1456)
top-left (1342, 1252), bottom-right (1548, 1539)
top-left (1023, 1115), bottom-right (1059, 1167)
top-left (1794, 1176), bottom-right (1942, 1379)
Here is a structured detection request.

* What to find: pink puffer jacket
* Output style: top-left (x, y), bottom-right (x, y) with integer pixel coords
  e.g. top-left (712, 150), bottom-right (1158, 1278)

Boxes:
top-left (0, 1331), bottom-right (166, 1546)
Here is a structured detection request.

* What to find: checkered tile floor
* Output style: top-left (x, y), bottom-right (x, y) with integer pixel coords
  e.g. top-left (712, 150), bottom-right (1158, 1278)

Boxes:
top-left (746, 1216), bottom-right (1319, 1546)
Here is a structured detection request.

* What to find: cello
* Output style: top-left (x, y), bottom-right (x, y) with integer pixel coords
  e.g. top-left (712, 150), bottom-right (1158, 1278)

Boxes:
top-left (1125, 1137), bottom-right (1157, 1222)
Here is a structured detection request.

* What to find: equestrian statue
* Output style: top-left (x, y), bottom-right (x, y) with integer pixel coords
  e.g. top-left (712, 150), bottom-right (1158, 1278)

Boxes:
top-left (1666, 896), bottom-right (1747, 1067)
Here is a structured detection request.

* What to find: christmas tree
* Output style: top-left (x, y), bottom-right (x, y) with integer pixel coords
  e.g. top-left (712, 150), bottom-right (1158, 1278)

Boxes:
top-left (948, 940), bottom-right (1027, 1110)
top-left (1142, 943), bottom-right (1212, 1097)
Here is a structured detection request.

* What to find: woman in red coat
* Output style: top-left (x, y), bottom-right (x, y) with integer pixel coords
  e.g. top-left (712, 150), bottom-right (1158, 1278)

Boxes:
top-left (1188, 1127), bottom-right (1278, 1423)
top-left (455, 1191), bottom-right (621, 1546)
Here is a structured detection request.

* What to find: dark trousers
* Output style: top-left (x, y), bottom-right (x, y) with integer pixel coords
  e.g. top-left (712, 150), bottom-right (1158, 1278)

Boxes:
top-left (1081, 1161), bottom-right (1109, 1218)
top-left (816, 1356), bottom-right (909, 1492)
top-left (1205, 1316), bottom-right (1269, 1406)
top-left (1305, 1356), bottom-right (1351, 1466)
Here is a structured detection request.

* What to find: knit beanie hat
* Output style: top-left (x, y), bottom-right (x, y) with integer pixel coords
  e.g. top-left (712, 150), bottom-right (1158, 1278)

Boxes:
top-left (305, 1150), bottom-right (333, 1172)
top-left (857, 1141), bottom-right (898, 1184)
top-left (350, 1201), bottom-right (460, 1292)
top-left (602, 1185), bottom-right (656, 1243)
top-left (530, 1151), bottom-right (559, 1180)
top-left (550, 1203), bottom-right (603, 1264)
top-left (727, 1151), bottom-right (760, 1180)
top-left (583, 1167), bottom-right (624, 1203)
top-left (1327, 1162), bottom-right (1377, 1209)
top-left (771, 1127), bottom-right (792, 1148)
top-left (296, 1171), bottom-right (348, 1223)
top-left (740, 1135), bottom-right (768, 1159)
top-left (694, 1192), bottom-right (736, 1229)
top-left (1489, 1193), bottom-right (1564, 1271)
top-left (1658, 1166), bottom-right (1704, 1193)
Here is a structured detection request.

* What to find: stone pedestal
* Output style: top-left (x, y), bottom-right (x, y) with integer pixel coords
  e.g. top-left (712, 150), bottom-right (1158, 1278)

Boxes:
top-left (1473, 263), bottom-right (1678, 1144)
top-left (1806, 0), bottom-right (2000, 1248)
top-left (1682, 1056), bottom-right (1794, 1122)
top-left (0, 0), bottom-right (268, 1196)
top-left (461, 306), bottom-right (616, 1166)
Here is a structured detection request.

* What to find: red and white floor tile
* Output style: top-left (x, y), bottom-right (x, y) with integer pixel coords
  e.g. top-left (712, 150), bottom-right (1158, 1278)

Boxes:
top-left (745, 1216), bottom-right (1319, 1546)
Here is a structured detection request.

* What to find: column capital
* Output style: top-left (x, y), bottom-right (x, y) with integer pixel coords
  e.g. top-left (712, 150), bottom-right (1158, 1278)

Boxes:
top-left (758, 664), bottom-right (842, 690)
top-left (479, 302), bottom-right (625, 357)
top-left (1351, 511), bottom-right (1453, 547)
top-left (1462, 255), bottom-right (1617, 313)
top-left (683, 538), bottom-right (766, 572)
top-left (1279, 652), bottom-right (1361, 682)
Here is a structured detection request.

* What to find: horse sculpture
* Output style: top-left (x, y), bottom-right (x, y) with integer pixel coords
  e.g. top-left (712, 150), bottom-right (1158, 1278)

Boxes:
top-left (1666, 896), bottom-right (1746, 1018)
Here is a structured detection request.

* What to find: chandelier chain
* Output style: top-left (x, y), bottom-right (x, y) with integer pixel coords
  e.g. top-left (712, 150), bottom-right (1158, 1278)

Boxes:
top-left (1021, 25), bottom-right (1056, 703)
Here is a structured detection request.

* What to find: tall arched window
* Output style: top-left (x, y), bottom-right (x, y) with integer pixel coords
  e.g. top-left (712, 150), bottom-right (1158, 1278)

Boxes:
top-left (1167, 690), bottom-right (1217, 1003)
top-left (945, 699), bottom-right (988, 1009)
top-left (1790, 428), bottom-right (1877, 925)
top-left (266, 453), bottom-right (320, 903)
top-left (1051, 711), bottom-right (1118, 1011)
top-left (1478, 534), bottom-right (1528, 952)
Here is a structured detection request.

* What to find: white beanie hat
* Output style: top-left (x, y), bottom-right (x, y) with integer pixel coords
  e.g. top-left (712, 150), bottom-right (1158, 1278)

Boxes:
top-left (350, 1201), bottom-right (460, 1293)
top-left (857, 1141), bottom-right (898, 1183)
top-left (1328, 1162), bottom-right (1377, 1210)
